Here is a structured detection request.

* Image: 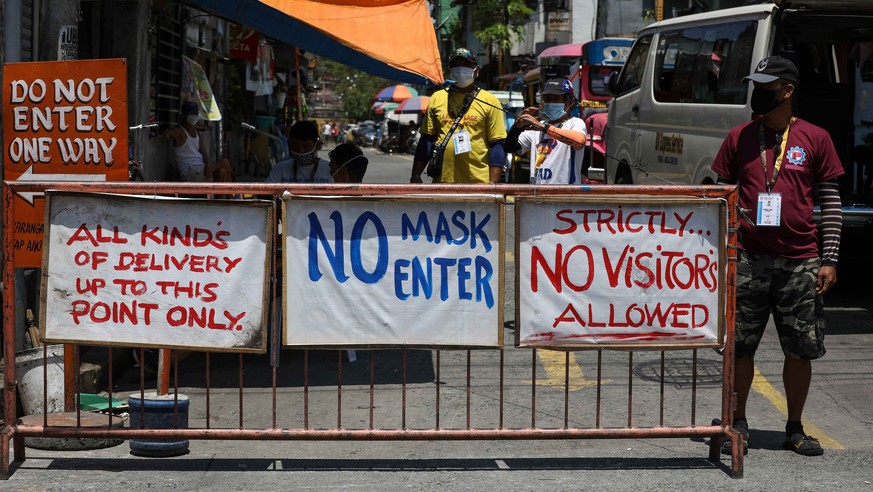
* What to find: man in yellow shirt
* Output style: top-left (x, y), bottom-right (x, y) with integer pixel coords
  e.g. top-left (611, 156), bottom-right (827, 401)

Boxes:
top-left (411, 48), bottom-right (508, 184)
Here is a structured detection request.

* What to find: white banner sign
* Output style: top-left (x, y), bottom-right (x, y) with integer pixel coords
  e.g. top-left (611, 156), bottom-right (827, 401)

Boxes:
top-left (42, 192), bottom-right (273, 352)
top-left (517, 197), bottom-right (724, 347)
top-left (283, 196), bottom-right (504, 347)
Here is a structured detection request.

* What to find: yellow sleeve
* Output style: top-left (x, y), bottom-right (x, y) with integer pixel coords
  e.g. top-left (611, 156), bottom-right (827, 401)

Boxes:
top-left (421, 90), bottom-right (445, 138)
top-left (483, 92), bottom-right (507, 143)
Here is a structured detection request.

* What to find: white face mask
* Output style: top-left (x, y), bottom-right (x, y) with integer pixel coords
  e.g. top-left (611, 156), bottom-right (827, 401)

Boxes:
top-left (291, 144), bottom-right (318, 166)
top-left (450, 66), bottom-right (476, 88)
top-left (186, 114), bottom-right (200, 126)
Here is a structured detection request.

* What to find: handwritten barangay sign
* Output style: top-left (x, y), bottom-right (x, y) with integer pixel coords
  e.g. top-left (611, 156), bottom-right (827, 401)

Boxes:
top-left (41, 192), bottom-right (273, 353)
top-left (516, 197), bottom-right (725, 348)
top-left (283, 196), bottom-right (504, 347)
top-left (3, 58), bottom-right (128, 268)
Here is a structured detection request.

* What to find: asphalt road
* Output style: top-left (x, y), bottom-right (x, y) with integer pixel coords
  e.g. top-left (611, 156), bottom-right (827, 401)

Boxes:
top-left (4, 146), bottom-right (872, 490)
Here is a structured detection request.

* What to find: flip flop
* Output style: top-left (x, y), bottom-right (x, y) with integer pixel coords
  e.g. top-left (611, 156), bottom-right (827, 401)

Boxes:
top-left (784, 433), bottom-right (823, 456)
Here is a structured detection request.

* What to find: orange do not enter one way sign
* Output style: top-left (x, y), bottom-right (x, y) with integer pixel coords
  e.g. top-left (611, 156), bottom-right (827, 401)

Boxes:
top-left (3, 58), bottom-right (129, 268)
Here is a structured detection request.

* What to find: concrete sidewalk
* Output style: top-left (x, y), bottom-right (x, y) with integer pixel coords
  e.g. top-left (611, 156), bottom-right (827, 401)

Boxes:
top-left (2, 315), bottom-right (872, 491)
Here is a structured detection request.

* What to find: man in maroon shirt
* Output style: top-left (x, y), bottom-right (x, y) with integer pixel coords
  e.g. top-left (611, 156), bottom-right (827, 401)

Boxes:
top-left (711, 56), bottom-right (843, 457)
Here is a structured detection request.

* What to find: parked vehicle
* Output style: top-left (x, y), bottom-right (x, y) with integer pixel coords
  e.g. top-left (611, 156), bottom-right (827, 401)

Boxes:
top-left (510, 37), bottom-right (633, 183)
top-left (576, 38), bottom-right (634, 177)
top-left (599, 0), bottom-right (873, 261)
top-left (378, 119), bottom-right (401, 153)
top-left (353, 123), bottom-right (378, 147)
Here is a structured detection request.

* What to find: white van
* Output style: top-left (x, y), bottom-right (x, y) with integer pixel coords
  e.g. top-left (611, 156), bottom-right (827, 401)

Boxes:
top-left (600, 0), bottom-right (873, 213)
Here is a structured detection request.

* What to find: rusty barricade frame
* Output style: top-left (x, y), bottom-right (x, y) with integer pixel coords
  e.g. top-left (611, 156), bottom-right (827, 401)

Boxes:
top-left (1, 181), bottom-right (744, 478)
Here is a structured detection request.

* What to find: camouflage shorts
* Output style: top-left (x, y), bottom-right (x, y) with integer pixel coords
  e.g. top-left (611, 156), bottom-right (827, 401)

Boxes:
top-left (734, 250), bottom-right (826, 360)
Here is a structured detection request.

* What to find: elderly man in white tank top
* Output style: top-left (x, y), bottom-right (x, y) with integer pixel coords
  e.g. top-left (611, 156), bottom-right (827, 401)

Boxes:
top-left (166, 101), bottom-right (234, 182)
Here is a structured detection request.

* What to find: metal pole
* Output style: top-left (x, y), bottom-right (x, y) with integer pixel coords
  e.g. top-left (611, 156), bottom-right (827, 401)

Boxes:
top-left (1, 0), bottom-right (22, 177)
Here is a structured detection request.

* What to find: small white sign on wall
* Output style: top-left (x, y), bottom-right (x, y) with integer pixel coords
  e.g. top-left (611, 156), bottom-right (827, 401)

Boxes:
top-left (58, 25), bottom-right (78, 60)
top-left (42, 192), bottom-right (273, 353)
top-left (548, 12), bottom-right (571, 32)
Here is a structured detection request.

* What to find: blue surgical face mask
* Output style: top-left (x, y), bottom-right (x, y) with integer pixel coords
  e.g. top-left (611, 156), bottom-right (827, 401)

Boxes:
top-left (450, 66), bottom-right (476, 88)
top-left (541, 102), bottom-right (567, 122)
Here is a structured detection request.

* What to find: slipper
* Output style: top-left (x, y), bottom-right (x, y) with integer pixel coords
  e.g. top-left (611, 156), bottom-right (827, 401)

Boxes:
top-left (721, 420), bottom-right (749, 455)
top-left (784, 433), bottom-right (823, 456)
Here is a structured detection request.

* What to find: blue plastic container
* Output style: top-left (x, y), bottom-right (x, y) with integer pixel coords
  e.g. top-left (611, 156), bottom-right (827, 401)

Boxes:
top-left (128, 392), bottom-right (190, 457)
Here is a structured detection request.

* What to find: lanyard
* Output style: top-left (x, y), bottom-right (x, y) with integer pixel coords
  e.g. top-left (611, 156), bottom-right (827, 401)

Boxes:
top-left (758, 116), bottom-right (795, 192)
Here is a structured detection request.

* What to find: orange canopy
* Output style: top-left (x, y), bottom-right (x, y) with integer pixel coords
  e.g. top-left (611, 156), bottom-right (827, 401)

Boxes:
top-left (191, 0), bottom-right (444, 85)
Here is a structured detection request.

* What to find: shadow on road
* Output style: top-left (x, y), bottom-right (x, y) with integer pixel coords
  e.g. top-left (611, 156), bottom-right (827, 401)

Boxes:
top-left (106, 349), bottom-right (436, 392)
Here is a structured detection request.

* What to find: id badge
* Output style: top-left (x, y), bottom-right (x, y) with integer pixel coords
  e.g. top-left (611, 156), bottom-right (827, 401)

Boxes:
top-left (756, 192), bottom-right (782, 227)
top-left (453, 130), bottom-right (471, 155)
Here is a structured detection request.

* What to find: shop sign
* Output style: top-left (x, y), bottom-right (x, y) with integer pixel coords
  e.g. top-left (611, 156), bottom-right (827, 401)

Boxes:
top-left (548, 11), bottom-right (571, 32)
top-left (230, 23), bottom-right (259, 61)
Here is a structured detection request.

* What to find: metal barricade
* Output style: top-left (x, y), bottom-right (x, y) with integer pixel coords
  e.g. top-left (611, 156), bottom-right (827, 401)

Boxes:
top-left (1, 182), bottom-right (743, 478)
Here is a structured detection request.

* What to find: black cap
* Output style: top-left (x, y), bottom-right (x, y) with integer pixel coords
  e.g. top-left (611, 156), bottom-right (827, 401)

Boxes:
top-left (449, 48), bottom-right (477, 66)
top-left (181, 101), bottom-right (199, 114)
top-left (290, 120), bottom-right (319, 141)
top-left (541, 78), bottom-right (574, 97)
top-left (743, 56), bottom-right (799, 85)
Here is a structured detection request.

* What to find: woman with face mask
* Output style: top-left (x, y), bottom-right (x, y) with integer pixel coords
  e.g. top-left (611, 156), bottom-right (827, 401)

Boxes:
top-left (165, 101), bottom-right (234, 182)
top-left (503, 79), bottom-right (588, 184)
top-left (264, 120), bottom-right (333, 183)
top-left (410, 47), bottom-right (508, 184)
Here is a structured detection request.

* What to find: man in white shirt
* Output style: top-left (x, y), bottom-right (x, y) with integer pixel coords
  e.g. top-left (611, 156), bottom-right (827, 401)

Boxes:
top-left (166, 101), bottom-right (234, 182)
top-left (504, 79), bottom-right (588, 184)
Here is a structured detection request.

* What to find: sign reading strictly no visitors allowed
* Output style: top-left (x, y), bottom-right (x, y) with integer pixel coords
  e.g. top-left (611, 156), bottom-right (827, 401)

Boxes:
top-left (3, 58), bottom-right (128, 268)
top-left (516, 196), bottom-right (726, 348)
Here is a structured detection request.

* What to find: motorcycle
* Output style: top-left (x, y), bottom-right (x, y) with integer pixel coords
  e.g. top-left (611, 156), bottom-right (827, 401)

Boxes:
top-left (405, 129), bottom-right (420, 154)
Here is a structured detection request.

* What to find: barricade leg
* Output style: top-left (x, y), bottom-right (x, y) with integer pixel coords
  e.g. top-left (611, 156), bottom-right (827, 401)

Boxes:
top-left (725, 426), bottom-right (745, 479)
top-left (708, 418), bottom-right (723, 461)
top-left (0, 430), bottom-right (8, 479)
top-left (13, 435), bottom-right (24, 462)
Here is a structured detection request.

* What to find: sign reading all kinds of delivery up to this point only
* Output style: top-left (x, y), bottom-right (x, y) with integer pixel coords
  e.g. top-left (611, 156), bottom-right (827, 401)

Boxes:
top-left (3, 58), bottom-right (128, 268)
top-left (516, 197), bottom-right (725, 348)
top-left (283, 196), bottom-right (504, 348)
top-left (41, 192), bottom-right (273, 353)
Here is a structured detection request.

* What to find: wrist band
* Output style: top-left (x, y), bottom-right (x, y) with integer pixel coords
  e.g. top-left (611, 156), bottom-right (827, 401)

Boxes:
top-left (543, 123), bottom-right (551, 133)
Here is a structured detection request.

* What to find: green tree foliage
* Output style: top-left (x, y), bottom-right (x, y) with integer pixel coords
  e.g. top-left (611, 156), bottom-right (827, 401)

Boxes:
top-left (321, 59), bottom-right (391, 121)
top-left (469, 0), bottom-right (535, 50)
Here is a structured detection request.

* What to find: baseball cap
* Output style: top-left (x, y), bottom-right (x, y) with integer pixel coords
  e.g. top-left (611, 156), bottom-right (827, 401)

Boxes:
top-left (541, 78), bottom-right (574, 97)
top-left (742, 56), bottom-right (799, 85)
top-left (449, 48), bottom-right (477, 66)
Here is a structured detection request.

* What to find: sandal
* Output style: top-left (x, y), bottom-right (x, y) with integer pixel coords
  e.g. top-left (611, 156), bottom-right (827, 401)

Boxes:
top-left (783, 433), bottom-right (823, 456)
top-left (721, 419), bottom-right (749, 455)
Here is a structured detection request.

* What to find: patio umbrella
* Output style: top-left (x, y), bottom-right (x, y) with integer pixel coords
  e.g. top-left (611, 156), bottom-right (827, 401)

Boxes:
top-left (373, 84), bottom-right (418, 102)
top-left (374, 102), bottom-right (399, 115)
top-left (394, 95), bottom-right (430, 114)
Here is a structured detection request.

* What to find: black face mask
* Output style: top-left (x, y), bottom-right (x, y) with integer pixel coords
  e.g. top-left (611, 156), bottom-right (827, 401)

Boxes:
top-left (750, 87), bottom-right (784, 115)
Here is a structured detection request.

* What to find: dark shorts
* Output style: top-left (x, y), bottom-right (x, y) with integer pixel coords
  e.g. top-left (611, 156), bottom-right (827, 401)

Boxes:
top-left (734, 250), bottom-right (826, 360)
